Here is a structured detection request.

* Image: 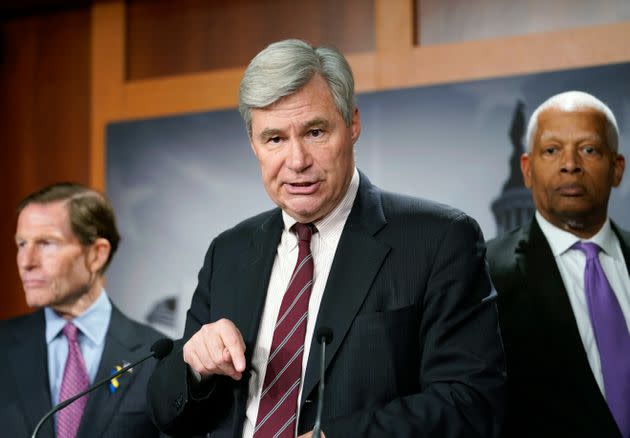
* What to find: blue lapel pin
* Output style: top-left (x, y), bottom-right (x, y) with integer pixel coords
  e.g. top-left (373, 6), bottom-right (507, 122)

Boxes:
top-left (109, 361), bottom-right (131, 393)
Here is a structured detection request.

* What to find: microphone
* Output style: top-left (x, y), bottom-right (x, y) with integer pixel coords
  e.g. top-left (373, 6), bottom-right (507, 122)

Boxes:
top-left (312, 326), bottom-right (333, 438)
top-left (31, 338), bottom-right (173, 438)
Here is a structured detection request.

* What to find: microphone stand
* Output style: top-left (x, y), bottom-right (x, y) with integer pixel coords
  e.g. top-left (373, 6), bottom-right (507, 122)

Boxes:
top-left (31, 338), bottom-right (173, 438)
top-left (312, 327), bottom-right (332, 438)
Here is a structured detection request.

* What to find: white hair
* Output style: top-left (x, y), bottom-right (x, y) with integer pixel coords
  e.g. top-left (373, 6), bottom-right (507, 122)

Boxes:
top-left (525, 91), bottom-right (619, 153)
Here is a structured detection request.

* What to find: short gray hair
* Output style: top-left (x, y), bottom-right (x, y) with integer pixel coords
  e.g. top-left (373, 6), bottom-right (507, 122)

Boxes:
top-left (525, 90), bottom-right (619, 153)
top-left (239, 39), bottom-right (356, 137)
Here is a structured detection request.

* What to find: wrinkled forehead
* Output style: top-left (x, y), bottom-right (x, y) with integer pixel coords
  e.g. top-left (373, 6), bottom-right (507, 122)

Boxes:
top-left (535, 108), bottom-right (609, 143)
top-left (17, 201), bottom-right (73, 236)
top-left (251, 76), bottom-right (339, 131)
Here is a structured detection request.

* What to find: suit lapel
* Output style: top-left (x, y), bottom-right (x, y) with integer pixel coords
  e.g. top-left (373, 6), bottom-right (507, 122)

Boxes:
top-left (612, 221), bottom-right (630, 267)
top-left (301, 174), bottom-right (390, 404)
top-left (522, 221), bottom-right (598, 375)
top-left (237, 210), bottom-right (284, 360)
top-left (521, 219), bottom-right (614, 420)
top-left (77, 306), bottom-right (145, 438)
top-left (10, 311), bottom-right (54, 436)
top-left (219, 210), bottom-right (283, 428)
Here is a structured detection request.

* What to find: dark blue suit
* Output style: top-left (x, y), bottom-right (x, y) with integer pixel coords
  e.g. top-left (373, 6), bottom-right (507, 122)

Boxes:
top-left (148, 172), bottom-right (506, 437)
top-left (0, 305), bottom-right (164, 437)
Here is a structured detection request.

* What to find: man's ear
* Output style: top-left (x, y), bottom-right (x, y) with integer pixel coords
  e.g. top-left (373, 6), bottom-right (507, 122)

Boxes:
top-left (351, 108), bottom-right (361, 145)
top-left (612, 153), bottom-right (625, 187)
top-left (87, 238), bottom-right (111, 274)
top-left (520, 153), bottom-right (532, 189)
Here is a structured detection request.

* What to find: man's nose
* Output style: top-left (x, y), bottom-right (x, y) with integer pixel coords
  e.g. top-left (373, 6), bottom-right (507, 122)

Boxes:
top-left (561, 148), bottom-right (582, 174)
top-left (18, 244), bottom-right (38, 270)
top-left (286, 139), bottom-right (311, 172)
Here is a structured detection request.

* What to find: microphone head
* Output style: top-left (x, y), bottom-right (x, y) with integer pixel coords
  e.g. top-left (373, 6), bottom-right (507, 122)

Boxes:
top-left (151, 338), bottom-right (174, 359)
top-left (316, 326), bottom-right (333, 345)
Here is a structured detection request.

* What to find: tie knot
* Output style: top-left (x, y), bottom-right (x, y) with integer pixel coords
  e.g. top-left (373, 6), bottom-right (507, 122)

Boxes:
top-left (293, 223), bottom-right (314, 243)
top-left (62, 322), bottom-right (80, 343)
top-left (572, 241), bottom-right (601, 260)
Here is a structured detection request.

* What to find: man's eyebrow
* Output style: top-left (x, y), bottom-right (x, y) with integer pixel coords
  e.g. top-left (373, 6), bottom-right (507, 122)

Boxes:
top-left (303, 118), bottom-right (330, 130)
top-left (539, 132), bottom-right (603, 143)
top-left (258, 128), bottom-right (282, 141)
top-left (538, 133), bottom-right (561, 143)
top-left (578, 133), bottom-right (603, 143)
top-left (258, 119), bottom-right (331, 141)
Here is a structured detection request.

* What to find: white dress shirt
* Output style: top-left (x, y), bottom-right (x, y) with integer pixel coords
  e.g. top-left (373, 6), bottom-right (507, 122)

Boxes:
top-left (242, 168), bottom-right (360, 438)
top-left (536, 212), bottom-right (630, 397)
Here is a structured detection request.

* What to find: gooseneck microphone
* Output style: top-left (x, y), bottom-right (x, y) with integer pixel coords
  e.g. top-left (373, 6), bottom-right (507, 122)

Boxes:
top-left (312, 326), bottom-right (333, 438)
top-left (31, 338), bottom-right (173, 438)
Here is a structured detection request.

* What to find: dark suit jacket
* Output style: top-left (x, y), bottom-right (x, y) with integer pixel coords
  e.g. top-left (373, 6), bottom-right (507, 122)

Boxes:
top-left (148, 172), bottom-right (506, 437)
top-left (487, 218), bottom-right (630, 438)
top-left (0, 304), bottom-right (164, 438)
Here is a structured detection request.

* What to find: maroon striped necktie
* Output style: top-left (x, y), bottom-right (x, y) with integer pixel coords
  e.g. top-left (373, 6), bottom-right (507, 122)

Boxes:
top-left (254, 223), bottom-right (315, 438)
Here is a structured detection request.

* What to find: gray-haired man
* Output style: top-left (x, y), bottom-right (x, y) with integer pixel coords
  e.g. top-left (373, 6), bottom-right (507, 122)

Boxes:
top-left (148, 39), bottom-right (505, 438)
top-left (0, 182), bottom-right (164, 437)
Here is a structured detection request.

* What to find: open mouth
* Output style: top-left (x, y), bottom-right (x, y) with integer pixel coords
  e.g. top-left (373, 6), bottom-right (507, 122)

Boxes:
top-left (285, 181), bottom-right (320, 195)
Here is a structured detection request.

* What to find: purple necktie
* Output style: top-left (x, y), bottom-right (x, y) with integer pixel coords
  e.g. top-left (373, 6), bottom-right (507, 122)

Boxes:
top-left (254, 223), bottom-right (315, 438)
top-left (57, 322), bottom-right (90, 438)
top-left (573, 241), bottom-right (630, 437)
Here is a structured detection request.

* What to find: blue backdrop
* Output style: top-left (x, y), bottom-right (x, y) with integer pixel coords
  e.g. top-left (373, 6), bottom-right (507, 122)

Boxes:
top-left (107, 62), bottom-right (630, 336)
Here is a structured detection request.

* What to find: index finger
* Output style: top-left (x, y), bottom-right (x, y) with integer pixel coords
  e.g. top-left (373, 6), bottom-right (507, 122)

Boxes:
top-left (220, 326), bottom-right (246, 372)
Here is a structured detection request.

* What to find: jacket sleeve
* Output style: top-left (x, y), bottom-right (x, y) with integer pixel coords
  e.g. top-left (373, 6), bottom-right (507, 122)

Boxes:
top-left (146, 240), bottom-right (238, 436)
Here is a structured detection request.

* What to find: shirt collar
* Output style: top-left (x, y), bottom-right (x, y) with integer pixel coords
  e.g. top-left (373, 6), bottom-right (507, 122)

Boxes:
top-left (45, 289), bottom-right (112, 347)
top-left (535, 211), bottom-right (620, 259)
top-left (282, 167), bottom-right (360, 243)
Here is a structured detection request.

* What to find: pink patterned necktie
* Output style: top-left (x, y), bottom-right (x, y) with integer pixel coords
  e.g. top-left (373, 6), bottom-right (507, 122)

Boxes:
top-left (56, 322), bottom-right (90, 438)
top-left (254, 223), bottom-right (315, 438)
top-left (573, 241), bottom-right (630, 437)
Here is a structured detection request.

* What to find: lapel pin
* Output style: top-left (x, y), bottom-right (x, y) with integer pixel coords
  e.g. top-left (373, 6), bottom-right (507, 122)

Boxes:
top-left (109, 361), bottom-right (132, 393)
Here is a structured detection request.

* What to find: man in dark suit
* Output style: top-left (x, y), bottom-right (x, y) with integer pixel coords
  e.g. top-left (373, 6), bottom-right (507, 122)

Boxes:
top-left (147, 39), bottom-right (505, 438)
top-left (487, 91), bottom-right (629, 438)
top-left (0, 182), bottom-right (164, 437)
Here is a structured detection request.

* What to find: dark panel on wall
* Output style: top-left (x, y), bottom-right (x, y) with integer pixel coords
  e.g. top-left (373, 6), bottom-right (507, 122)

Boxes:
top-left (126, 0), bottom-right (375, 80)
top-left (0, 0), bottom-right (92, 19)
top-left (0, 7), bottom-right (91, 319)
